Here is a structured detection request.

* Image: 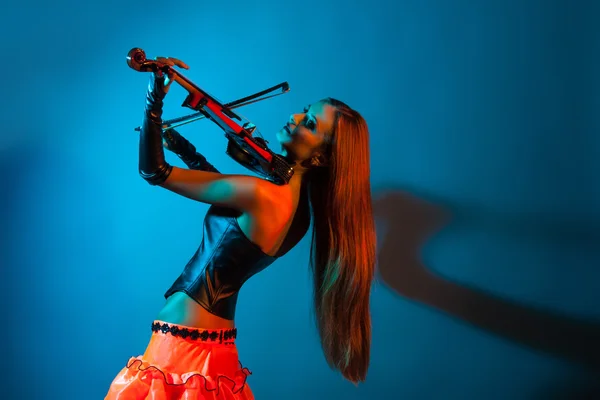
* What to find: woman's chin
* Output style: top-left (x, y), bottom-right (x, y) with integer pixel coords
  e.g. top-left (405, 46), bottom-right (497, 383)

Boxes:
top-left (275, 129), bottom-right (289, 142)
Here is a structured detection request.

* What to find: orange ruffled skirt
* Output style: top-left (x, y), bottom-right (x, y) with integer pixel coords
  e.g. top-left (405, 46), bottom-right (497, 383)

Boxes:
top-left (105, 321), bottom-right (253, 400)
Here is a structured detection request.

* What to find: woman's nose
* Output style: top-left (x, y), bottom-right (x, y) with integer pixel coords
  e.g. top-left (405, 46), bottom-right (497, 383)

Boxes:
top-left (289, 114), bottom-right (300, 125)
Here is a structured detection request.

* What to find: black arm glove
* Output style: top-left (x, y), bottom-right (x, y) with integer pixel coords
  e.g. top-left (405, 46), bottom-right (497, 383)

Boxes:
top-left (138, 73), bottom-right (173, 185)
top-left (162, 129), bottom-right (220, 173)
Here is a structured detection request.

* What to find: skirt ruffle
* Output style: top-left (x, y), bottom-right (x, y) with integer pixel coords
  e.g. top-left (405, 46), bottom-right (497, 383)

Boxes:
top-left (105, 321), bottom-right (254, 400)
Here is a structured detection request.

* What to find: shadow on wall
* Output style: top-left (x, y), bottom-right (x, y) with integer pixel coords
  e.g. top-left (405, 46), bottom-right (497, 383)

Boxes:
top-left (372, 187), bottom-right (600, 396)
top-left (0, 147), bottom-right (34, 399)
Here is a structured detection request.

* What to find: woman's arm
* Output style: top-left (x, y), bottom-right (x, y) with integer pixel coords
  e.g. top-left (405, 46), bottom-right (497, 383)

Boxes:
top-left (138, 58), bottom-right (268, 213)
top-left (158, 167), bottom-right (266, 211)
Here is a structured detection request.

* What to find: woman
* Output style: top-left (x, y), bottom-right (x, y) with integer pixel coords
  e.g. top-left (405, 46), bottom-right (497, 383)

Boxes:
top-left (105, 56), bottom-right (377, 399)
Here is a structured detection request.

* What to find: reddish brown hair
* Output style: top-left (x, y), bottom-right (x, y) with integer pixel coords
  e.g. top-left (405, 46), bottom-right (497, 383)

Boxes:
top-left (307, 98), bottom-right (376, 384)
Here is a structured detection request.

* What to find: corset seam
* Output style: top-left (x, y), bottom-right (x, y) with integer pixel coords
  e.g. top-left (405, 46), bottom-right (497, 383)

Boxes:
top-left (187, 220), bottom-right (236, 309)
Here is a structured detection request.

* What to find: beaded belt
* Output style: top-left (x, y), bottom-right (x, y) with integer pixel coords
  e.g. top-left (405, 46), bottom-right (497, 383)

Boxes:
top-left (151, 321), bottom-right (238, 344)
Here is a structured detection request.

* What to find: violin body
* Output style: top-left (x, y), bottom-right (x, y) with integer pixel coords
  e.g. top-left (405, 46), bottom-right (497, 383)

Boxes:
top-left (225, 135), bottom-right (296, 186)
top-left (127, 47), bottom-right (294, 185)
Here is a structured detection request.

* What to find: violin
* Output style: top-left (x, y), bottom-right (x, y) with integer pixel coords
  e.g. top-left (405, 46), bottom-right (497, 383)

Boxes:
top-left (126, 47), bottom-right (294, 185)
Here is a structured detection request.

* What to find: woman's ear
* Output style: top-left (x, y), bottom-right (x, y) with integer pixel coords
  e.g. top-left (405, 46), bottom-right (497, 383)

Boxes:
top-left (301, 153), bottom-right (328, 168)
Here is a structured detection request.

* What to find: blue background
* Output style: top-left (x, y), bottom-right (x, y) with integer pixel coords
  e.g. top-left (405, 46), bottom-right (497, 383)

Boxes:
top-left (1, 0), bottom-right (599, 399)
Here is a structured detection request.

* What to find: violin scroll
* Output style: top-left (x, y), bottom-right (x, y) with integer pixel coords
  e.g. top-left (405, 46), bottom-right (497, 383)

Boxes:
top-left (126, 47), bottom-right (163, 73)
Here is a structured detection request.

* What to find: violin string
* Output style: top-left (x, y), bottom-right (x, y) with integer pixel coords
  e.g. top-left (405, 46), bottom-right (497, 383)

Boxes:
top-left (135, 87), bottom-right (289, 134)
top-left (162, 92), bottom-right (289, 138)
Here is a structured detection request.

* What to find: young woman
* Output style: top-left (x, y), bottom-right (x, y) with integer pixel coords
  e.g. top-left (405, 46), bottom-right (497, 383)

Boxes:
top-left (105, 56), bottom-right (377, 399)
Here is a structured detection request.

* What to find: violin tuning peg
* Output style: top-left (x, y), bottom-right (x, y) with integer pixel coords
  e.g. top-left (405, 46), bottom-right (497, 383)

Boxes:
top-left (243, 122), bottom-right (257, 134)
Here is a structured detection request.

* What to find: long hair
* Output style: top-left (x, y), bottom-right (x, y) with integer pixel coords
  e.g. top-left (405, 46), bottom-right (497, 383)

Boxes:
top-left (307, 98), bottom-right (377, 384)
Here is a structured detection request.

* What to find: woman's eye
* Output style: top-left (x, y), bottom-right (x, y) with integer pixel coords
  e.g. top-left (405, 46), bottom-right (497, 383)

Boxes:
top-left (304, 118), bottom-right (316, 130)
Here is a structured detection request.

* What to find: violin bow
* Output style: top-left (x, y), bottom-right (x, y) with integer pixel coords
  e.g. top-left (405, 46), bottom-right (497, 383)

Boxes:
top-left (132, 73), bottom-right (289, 132)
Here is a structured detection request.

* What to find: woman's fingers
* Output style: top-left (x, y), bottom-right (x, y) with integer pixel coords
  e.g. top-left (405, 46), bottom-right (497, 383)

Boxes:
top-left (155, 56), bottom-right (173, 66)
top-left (168, 57), bottom-right (190, 69)
top-left (155, 56), bottom-right (189, 69)
top-left (153, 56), bottom-right (189, 93)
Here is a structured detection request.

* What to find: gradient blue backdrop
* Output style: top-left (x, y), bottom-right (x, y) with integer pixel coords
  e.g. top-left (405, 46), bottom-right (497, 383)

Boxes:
top-left (1, 0), bottom-right (599, 399)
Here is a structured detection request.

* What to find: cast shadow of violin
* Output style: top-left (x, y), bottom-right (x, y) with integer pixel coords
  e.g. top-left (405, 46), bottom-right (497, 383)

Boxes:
top-left (373, 187), bottom-right (600, 396)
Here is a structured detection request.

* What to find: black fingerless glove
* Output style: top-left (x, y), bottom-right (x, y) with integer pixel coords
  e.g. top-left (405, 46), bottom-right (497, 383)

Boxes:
top-left (162, 129), bottom-right (220, 173)
top-left (139, 73), bottom-right (173, 185)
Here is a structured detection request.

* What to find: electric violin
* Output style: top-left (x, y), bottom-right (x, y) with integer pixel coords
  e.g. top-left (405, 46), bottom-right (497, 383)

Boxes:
top-left (126, 47), bottom-right (294, 185)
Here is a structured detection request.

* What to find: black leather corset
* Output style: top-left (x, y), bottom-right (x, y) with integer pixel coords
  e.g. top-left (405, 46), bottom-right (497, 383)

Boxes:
top-left (164, 205), bottom-right (279, 320)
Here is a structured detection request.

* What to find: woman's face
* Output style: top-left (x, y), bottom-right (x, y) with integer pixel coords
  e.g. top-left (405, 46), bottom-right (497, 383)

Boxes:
top-left (276, 101), bottom-right (336, 162)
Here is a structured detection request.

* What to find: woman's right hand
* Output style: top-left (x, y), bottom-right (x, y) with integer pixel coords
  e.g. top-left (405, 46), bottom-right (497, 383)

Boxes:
top-left (162, 129), bottom-right (196, 156)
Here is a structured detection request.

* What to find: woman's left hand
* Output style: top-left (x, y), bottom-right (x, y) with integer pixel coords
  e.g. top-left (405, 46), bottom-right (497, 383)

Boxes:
top-left (153, 56), bottom-right (190, 95)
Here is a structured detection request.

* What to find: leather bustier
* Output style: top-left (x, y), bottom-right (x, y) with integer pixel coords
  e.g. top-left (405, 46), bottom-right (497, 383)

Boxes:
top-left (164, 205), bottom-right (279, 320)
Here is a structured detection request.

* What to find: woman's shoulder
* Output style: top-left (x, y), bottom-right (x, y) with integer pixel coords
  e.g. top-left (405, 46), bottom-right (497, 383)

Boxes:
top-left (256, 180), bottom-right (295, 218)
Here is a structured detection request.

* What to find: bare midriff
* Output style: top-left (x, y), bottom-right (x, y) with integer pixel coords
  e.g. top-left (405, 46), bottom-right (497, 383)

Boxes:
top-left (155, 291), bottom-right (235, 329)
